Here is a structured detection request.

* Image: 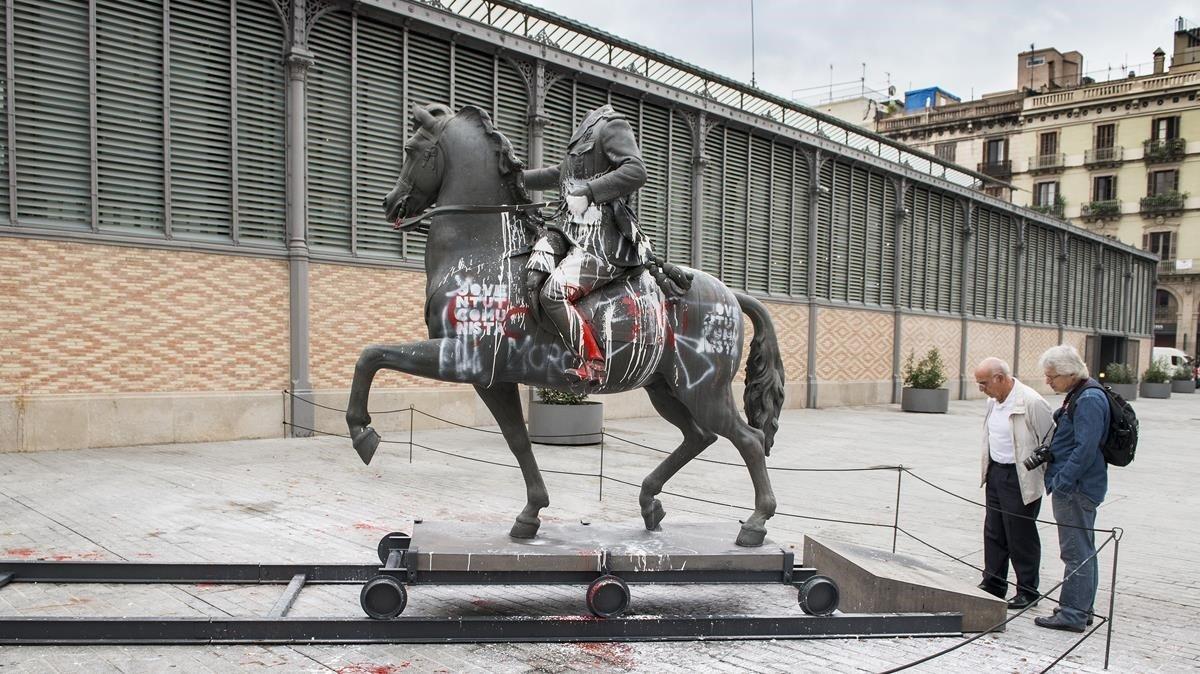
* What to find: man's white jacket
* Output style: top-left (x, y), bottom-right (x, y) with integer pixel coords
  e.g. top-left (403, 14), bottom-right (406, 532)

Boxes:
top-left (980, 379), bottom-right (1055, 505)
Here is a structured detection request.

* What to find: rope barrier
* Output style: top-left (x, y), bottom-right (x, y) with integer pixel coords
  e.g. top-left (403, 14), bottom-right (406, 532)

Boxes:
top-left (284, 391), bottom-right (1124, 670)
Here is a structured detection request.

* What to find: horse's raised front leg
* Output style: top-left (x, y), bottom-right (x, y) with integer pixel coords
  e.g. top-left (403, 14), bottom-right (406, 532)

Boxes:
top-left (473, 383), bottom-right (549, 539)
top-left (346, 339), bottom-right (485, 464)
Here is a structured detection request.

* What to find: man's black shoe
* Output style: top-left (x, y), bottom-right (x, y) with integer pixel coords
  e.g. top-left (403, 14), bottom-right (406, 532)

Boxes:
top-left (976, 582), bottom-right (1005, 599)
top-left (1006, 593), bottom-right (1039, 610)
top-left (1034, 614), bottom-right (1086, 633)
top-left (1053, 607), bottom-right (1094, 625)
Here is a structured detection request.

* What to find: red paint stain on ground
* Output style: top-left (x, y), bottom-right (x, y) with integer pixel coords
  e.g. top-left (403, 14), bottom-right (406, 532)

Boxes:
top-left (45, 551), bottom-right (105, 561)
top-left (352, 522), bottom-right (389, 532)
top-left (136, 553), bottom-right (154, 558)
top-left (4, 548), bottom-right (35, 558)
top-left (195, 582), bottom-right (216, 589)
top-left (470, 598), bottom-right (495, 609)
top-left (335, 663), bottom-right (410, 674)
top-left (575, 642), bottom-right (635, 668)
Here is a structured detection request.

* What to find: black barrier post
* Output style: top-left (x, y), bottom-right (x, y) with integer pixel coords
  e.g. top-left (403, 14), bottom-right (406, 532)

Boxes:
top-left (408, 405), bottom-right (415, 464)
top-left (1104, 531), bottom-right (1120, 669)
top-left (281, 390), bottom-right (288, 438)
top-left (598, 430), bottom-right (605, 501)
top-left (892, 466), bottom-right (903, 553)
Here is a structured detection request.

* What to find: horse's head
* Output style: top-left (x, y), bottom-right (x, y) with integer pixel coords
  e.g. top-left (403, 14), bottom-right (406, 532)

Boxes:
top-left (383, 103), bottom-right (452, 224)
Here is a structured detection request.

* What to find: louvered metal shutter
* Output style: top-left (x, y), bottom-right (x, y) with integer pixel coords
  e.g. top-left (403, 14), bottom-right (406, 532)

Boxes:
top-left (1022, 224), bottom-right (1054, 325)
top-left (169, 0), bottom-right (231, 240)
top-left (666, 110), bottom-right (692, 266)
top-left (745, 135), bottom-right (770, 294)
top-left (538, 75), bottom-right (572, 201)
top-left (845, 164), bottom-right (868, 304)
top-left (236, 0), bottom-right (286, 245)
top-left (767, 142), bottom-right (792, 295)
top-left (1065, 237), bottom-right (1093, 328)
top-left (494, 58), bottom-right (527, 164)
top-left (637, 101), bottom-right (669, 254)
top-left (994, 213), bottom-right (1016, 320)
top-left (405, 30), bottom-right (451, 262)
top-left (903, 186), bottom-right (927, 309)
top-left (700, 124), bottom-right (724, 276)
top-left (947, 194), bottom-right (963, 312)
top-left (861, 171), bottom-right (886, 306)
top-left (1100, 249), bottom-right (1123, 331)
top-left (14, 0), bottom-right (90, 227)
top-left (721, 127), bottom-right (748, 291)
top-left (454, 44), bottom-right (493, 115)
top-left (573, 81), bottom-right (606, 126)
top-left (96, 0), bottom-right (164, 234)
top-left (880, 177), bottom-right (896, 306)
top-left (306, 11), bottom-right (352, 253)
top-left (813, 159), bottom-right (833, 299)
top-left (610, 91), bottom-right (639, 135)
top-left (354, 16), bottom-right (404, 258)
top-left (828, 161), bottom-right (851, 302)
top-left (0, 9), bottom-right (8, 222)
top-left (790, 149), bottom-right (811, 298)
top-left (971, 208), bottom-right (993, 318)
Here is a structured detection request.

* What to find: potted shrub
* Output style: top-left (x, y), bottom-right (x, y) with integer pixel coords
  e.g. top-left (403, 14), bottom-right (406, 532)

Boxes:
top-left (1170, 364), bottom-right (1195, 394)
top-left (900, 348), bottom-right (949, 414)
top-left (527, 388), bottom-right (603, 445)
top-left (1101, 362), bottom-right (1138, 401)
top-left (1139, 359), bottom-right (1172, 399)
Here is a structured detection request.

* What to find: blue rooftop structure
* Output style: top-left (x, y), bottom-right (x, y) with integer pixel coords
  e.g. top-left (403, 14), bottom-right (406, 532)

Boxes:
top-left (904, 87), bottom-right (961, 113)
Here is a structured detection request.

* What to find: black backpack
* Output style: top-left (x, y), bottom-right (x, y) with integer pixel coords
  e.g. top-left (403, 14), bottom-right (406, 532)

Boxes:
top-left (1066, 382), bottom-right (1138, 467)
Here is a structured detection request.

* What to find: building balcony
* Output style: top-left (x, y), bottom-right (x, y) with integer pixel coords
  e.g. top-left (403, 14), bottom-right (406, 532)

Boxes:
top-left (1139, 192), bottom-right (1185, 216)
top-left (977, 159), bottom-right (1012, 178)
top-left (1080, 199), bottom-right (1122, 222)
top-left (1158, 258), bottom-right (1199, 275)
top-left (1031, 198), bottom-right (1065, 219)
top-left (1143, 138), bottom-right (1186, 164)
top-left (1028, 153), bottom-right (1065, 173)
top-left (1084, 145), bottom-right (1123, 167)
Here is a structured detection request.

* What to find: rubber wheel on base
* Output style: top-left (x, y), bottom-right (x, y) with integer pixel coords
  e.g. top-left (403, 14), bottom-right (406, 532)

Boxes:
top-left (377, 532), bottom-right (407, 564)
top-left (586, 574), bottom-right (630, 618)
top-left (798, 575), bottom-right (840, 616)
top-left (361, 575), bottom-right (408, 619)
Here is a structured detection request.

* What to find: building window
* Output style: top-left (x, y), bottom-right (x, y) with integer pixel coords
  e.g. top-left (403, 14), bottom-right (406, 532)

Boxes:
top-left (984, 138), bottom-right (1007, 163)
top-left (1094, 123), bottom-right (1115, 149)
top-left (1148, 169), bottom-right (1179, 196)
top-left (1033, 181), bottom-right (1059, 207)
top-left (1145, 231), bottom-right (1174, 260)
top-left (1093, 175), bottom-right (1117, 201)
top-left (1152, 116), bottom-right (1180, 141)
top-left (1026, 56), bottom-right (1046, 67)
top-left (1038, 131), bottom-right (1059, 156)
top-left (934, 141), bottom-right (956, 162)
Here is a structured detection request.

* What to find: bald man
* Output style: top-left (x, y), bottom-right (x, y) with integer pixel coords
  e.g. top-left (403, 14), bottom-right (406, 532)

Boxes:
top-left (975, 357), bottom-right (1055, 610)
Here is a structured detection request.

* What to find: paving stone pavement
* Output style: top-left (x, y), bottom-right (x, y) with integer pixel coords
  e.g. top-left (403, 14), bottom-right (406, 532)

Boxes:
top-left (1, 391), bottom-right (1197, 673)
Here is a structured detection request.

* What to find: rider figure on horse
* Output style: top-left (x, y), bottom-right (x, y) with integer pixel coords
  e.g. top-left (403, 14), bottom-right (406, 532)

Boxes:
top-left (522, 104), bottom-right (650, 385)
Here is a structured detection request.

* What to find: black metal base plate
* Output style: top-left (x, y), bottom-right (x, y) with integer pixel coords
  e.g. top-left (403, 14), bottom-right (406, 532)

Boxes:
top-left (0, 613), bottom-right (962, 644)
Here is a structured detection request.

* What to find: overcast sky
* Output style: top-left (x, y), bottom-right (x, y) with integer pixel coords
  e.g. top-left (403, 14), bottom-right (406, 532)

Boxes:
top-left (526, 1), bottom-right (1193, 105)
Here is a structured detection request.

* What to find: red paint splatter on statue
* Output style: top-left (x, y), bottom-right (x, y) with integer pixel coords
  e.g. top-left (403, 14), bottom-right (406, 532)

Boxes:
top-left (335, 663), bottom-right (411, 674)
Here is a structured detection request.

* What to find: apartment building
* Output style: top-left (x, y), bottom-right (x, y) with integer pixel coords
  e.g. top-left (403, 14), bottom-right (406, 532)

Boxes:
top-left (879, 18), bottom-right (1200, 356)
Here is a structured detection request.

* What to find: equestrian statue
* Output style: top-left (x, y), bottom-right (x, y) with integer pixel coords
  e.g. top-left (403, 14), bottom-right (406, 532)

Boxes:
top-left (345, 102), bottom-right (786, 547)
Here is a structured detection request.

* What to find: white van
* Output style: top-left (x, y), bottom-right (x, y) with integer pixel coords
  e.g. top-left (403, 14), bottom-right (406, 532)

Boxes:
top-left (1151, 346), bottom-right (1192, 370)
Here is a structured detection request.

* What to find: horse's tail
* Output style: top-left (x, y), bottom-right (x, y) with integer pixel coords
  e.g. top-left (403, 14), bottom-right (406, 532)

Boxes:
top-left (734, 291), bottom-right (786, 456)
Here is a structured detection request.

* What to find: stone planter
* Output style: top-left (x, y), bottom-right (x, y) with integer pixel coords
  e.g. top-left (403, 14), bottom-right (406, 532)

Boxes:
top-left (901, 387), bottom-right (949, 414)
top-left (1139, 382), bottom-right (1171, 399)
top-left (527, 401), bottom-right (603, 445)
top-left (1171, 379), bottom-right (1195, 394)
top-left (1106, 383), bottom-right (1138, 401)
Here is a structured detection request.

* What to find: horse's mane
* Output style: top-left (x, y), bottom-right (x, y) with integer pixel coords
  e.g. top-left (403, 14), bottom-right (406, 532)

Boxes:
top-left (454, 105), bottom-right (531, 204)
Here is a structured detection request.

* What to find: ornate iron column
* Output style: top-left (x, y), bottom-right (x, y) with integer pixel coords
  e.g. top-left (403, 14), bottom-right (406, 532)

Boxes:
top-left (275, 0), bottom-right (338, 437)
top-left (806, 150), bottom-right (828, 408)
top-left (1056, 232), bottom-right (1068, 345)
top-left (1013, 218), bottom-right (1026, 378)
top-left (685, 110), bottom-right (713, 269)
top-left (958, 200), bottom-right (974, 400)
top-left (889, 177), bottom-right (909, 405)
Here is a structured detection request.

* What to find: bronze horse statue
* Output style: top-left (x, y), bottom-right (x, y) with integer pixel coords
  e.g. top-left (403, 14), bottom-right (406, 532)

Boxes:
top-left (345, 104), bottom-right (786, 547)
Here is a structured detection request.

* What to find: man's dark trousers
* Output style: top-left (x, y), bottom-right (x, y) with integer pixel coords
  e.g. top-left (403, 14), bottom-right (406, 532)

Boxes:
top-left (982, 461), bottom-right (1042, 597)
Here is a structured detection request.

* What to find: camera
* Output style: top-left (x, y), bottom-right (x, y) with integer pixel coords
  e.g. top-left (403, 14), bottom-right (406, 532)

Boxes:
top-left (1023, 445), bottom-right (1053, 471)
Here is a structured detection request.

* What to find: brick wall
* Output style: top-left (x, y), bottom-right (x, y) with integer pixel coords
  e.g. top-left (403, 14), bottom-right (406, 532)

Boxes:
top-left (0, 239), bottom-right (288, 395)
top-left (1019, 326), bottom-right (1060, 394)
top-left (816, 308), bottom-right (893, 381)
top-left (899, 314), bottom-right (962, 388)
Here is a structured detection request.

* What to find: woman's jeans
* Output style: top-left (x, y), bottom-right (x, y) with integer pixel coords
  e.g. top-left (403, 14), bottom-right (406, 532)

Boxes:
top-left (1052, 490), bottom-right (1099, 626)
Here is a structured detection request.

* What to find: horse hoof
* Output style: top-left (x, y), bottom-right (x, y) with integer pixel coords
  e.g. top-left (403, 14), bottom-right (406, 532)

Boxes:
top-left (735, 525), bottom-right (767, 548)
top-left (642, 499), bottom-right (665, 531)
top-left (509, 518), bottom-right (540, 539)
top-left (352, 427), bottom-right (381, 465)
